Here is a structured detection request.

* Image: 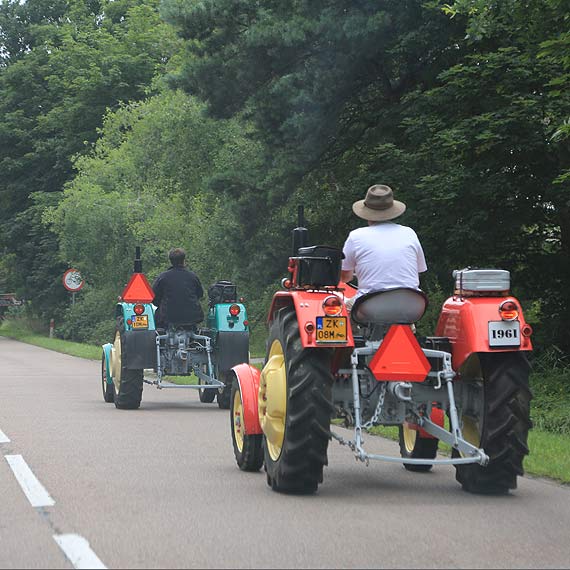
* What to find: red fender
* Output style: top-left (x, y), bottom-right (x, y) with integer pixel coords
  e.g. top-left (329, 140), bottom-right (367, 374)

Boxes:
top-left (232, 363), bottom-right (262, 435)
top-left (268, 290), bottom-right (354, 348)
top-left (405, 408), bottom-right (445, 439)
top-left (436, 296), bottom-right (532, 370)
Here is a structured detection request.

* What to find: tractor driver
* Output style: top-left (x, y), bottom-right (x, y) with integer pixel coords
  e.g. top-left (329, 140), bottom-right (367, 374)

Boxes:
top-left (340, 184), bottom-right (427, 311)
top-left (152, 248), bottom-right (204, 329)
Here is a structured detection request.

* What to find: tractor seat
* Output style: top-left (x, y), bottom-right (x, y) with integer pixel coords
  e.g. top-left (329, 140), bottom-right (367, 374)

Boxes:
top-left (351, 288), bottom-right (428, 326)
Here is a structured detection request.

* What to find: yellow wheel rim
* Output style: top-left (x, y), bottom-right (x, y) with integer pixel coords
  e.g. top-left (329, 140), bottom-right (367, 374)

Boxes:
top-left (111, 332), bottom-right (122, 393)
top-left (460, 416), bottom-right (481, 457)
top-left (259, 339), bottom-right (287, 461)
top-left (233, 389), bottom-right (244, 453)
top-left (403, 423), bottom-right (417, 453)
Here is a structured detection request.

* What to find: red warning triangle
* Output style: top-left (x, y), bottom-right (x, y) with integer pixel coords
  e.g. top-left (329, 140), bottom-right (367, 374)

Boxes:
top-left (369, 325), bottom-right (431, 383)
top-left (121, 273), bottom-right (155, 303)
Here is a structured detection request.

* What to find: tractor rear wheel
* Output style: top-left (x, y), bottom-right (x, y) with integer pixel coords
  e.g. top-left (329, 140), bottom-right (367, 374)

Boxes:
top-left (454, 352), bottom-right (532, 494)
top-left (262, 307), bottom-right (334, 494)
top-left (231, 378), bottom-right (263, 471)
top-left (112, 331), bottom-right (143, 410)
top-left (399, 423), bottom-right (438, 472)
top-left (101, 352), bottom-right (114, 403)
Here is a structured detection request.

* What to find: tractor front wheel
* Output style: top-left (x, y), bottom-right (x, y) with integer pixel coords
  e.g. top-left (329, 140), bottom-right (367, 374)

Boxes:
top-left (231, 378), bottom-right (263, 471)
top-left (217, 370), bottom-right (232, 409)
top-left (101, 352), bottom-right (114, 403)
top-left (261, 307), bottom-right (334, 494)
top-left (454, 352), bottom-right (532, 494)
top-left (198, 368), bottom-right (216, 403)
top-left (399, 423), bottom-right (438, 472)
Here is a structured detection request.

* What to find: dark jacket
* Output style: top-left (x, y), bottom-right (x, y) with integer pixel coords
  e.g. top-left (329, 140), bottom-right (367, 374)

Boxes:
top-left (152, 266), bottom-right (204, 328)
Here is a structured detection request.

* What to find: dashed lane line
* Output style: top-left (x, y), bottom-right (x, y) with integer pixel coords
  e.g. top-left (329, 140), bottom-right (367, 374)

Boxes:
top-left (0, 429), bottom-right (10, 443)
top-left (4, 454), bottom-right (55, 508)
top-left (53, 534), bottom-right (107, 570)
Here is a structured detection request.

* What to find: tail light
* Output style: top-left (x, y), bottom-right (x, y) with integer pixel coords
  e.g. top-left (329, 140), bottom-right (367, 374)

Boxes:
top-left (499, 300), bottom-right (518, 321)
top-left (323, 295), bottom-right (342, 316)
top-left (229, 304), bottom-right (241, 317)
top-left (305, 322), bottom-right (315, 334)
top-left (134, 304), bottom-right (145, 315)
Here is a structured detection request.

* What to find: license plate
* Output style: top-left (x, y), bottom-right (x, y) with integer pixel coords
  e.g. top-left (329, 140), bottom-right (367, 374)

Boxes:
top-left (488, 321), bottom-right (520, 347)
top-left (132, 315), bottom-right (148, 329)
top-left (316, 316), bottom-right (347, 343)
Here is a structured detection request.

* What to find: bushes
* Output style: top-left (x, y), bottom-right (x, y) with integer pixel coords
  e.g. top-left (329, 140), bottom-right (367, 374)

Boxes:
top-left (56, 287), bottom-right (117, 345)
top-left (529, 348), bottom-right (570, 435)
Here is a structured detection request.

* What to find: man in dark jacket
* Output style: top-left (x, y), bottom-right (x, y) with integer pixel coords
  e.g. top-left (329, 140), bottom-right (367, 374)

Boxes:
top-left (152, 248), bottom-right (204, 329)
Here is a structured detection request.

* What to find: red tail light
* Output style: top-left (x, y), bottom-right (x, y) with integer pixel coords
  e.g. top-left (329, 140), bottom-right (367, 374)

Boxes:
top-left (499, 300), bottom-right (518, 321)
top-left (134, 304), bottom-right (145, 315)
top-left (323, 295), bottom-right (342, 316)
top-left (229, 304), bottom-right (241, 317)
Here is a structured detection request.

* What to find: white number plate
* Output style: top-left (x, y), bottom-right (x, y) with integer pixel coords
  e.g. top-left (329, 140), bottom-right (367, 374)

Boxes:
top-left (488, 321), bottom-right (520, 347)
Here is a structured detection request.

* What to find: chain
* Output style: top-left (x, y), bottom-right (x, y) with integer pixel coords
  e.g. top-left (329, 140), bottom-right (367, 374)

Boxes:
top-left (363, 382), bottom-right (387, 429)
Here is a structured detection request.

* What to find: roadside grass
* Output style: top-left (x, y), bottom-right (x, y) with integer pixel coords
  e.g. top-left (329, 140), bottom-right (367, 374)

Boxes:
top-left (0, 320), bottom-right (101, 360)
top-left (3, 320), bottom-right (568, 483)
top-left (366, 424), bottom-right (570, 484)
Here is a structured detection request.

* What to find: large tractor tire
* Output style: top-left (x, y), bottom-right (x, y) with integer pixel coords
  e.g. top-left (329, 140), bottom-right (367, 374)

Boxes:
top-left (454, 352), bottom-right (532, 494)
top-left (112, 330), bottom-right (143, 410)
top-left (101, 352), bottom-right (114, 403)
top-left (231, 378), bottom-right (263, 471)
top-left (217, 371), bottom-right (232, 410)
top-left (398, 423), bottom-right (438, 472)
top-left (261, 307), bottom-right (334, 494)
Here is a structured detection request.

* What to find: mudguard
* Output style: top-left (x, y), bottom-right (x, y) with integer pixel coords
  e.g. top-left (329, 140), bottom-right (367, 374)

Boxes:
top-left (121, 330), bottom-right (157, 370)
top-left (102, 343), bottom-right (113, 385)
top-left (232, 363), bottom-right (262, 435)
top-left (436, 296), bottom-right (532, 371)
top-left (268, 290), bottom-right (355, 349)
top-left (214, 331), bottom-right (249, 373)
top-left (407, 408), bottom-right (445, 440)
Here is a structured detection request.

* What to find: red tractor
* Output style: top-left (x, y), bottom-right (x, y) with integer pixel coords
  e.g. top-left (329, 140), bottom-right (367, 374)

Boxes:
top-left (230, 213), bottom-right (533, 495)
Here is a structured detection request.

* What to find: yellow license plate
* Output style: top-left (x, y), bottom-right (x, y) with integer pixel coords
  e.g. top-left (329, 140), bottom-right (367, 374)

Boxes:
top-left (132, 315), bottom-right (148, 329)
top-left (316, 316), bottom-right (347, 343)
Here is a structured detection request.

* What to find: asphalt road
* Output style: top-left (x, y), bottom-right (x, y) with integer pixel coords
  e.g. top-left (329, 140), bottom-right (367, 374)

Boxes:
top-left (1, 336), bottom-right (570, 569)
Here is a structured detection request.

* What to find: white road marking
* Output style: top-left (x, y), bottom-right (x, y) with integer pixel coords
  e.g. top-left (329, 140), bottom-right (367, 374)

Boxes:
top-left (54, 534), bottom-right (107, 570)
top-left (4, 455), bottom-right (55, 508)
top-left (0, 429), bottom-right (10, 443)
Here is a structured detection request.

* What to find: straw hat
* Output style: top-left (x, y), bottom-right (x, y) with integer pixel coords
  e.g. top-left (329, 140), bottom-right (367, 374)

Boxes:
top-left (352, 184), bottom-right (406, 222)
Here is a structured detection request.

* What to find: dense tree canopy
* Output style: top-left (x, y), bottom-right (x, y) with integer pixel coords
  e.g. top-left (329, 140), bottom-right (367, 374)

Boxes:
top-left (1, 0), bottom-right (569, 352)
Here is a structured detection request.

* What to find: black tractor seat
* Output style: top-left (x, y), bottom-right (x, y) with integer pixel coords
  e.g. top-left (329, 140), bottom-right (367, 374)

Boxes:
top-left (351, 288), bottom-right (429, 327)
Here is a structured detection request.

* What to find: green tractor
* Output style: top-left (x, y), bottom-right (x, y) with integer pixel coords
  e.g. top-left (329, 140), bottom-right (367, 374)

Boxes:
top-left (101, 249), bottom-right (249, 410)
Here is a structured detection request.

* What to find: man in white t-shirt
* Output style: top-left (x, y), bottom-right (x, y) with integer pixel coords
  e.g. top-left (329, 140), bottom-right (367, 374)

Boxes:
top-left (341, 184), bottom-right (427, 305)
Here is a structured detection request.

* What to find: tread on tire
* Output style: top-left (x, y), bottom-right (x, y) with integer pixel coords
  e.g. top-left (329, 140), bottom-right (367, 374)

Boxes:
top-left (455, 352), bottom-right (532, 494)
top-left (264, 307), bottom-right (334, 494)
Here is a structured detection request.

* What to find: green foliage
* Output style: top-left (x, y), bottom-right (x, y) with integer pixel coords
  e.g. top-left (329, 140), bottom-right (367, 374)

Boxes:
top-left (0, 0), bottom-right (181, 320)
top-left (2, 0), bottom-right (570, 361)
top-left (530, 347), bottom-right (570, 435)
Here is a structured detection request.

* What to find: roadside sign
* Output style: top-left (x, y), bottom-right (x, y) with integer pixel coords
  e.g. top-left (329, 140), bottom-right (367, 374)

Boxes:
top-left (62, 269), bottom-right (85, 292)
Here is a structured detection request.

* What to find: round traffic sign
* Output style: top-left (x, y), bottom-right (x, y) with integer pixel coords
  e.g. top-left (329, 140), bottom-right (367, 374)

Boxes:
top-left (62, 269), bottom-right (85, 292)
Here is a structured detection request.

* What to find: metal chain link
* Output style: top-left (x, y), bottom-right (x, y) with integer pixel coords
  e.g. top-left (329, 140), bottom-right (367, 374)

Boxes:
top-left (363, 382), bottom-right (387, 429)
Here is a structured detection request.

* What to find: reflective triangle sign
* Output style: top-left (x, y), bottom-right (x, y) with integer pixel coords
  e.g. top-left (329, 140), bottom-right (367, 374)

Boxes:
top-left (369, 325), bottom-right (431, 382)
top-left (121, 273), bottom-right (155, 303)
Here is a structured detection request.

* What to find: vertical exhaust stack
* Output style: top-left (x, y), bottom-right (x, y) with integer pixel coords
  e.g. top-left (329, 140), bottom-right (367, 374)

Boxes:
top-left (134, 246), bottom-right (142, 274)
top-left (292, 205), bottom-right (309, 255)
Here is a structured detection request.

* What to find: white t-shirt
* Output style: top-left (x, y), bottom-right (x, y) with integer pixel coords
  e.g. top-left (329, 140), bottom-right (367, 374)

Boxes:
top-left (342, 222), bottom-right (427, 298)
